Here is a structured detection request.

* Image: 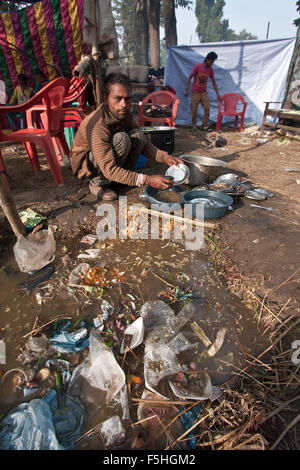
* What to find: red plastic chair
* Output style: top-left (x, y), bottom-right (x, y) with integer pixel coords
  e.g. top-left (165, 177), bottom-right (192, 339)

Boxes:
top-left (0, 77), bottom-right (69, 186)
top-left (61, 77), bottom-right (88, 141)
top-left (139, 90), bottom-right (179, 127)
top-left (216, 93), bottom-right (247, 132)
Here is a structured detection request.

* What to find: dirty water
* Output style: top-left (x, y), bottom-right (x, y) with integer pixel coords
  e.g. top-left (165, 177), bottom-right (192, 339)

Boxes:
top-left (0, 236), bottom-right (263, 449)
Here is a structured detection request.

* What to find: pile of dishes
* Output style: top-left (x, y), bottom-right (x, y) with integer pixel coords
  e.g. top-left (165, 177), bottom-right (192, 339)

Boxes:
top-left (209, 174), bottom-right (274, 200)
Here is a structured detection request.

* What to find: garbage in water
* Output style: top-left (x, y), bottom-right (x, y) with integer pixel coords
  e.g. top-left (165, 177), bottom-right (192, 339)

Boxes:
top-left (18, 266), bottom-right (55, 290)
top-left (13, 228), bottom-right (56, 273)
top-left (48, 320), bottom-right (89, 354)
top-left (120, 317), bottom-right (144, 354)
top-left (0, 235), bottom-right (261, 449)
top-left (0, 389), bottom-right (84, 450)
top-left (18, 208), bottom-right (46, 232)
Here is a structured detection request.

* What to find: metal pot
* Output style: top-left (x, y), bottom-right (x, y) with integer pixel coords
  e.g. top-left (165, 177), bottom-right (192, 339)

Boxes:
top-left (181, 155), bottom-right (227, 185)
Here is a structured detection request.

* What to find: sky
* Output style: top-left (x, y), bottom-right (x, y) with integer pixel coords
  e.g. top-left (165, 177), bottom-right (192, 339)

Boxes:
top-left (176, 0), bottom-right (298, 45)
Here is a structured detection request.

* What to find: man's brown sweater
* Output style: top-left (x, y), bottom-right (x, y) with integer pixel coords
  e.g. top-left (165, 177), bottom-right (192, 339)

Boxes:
top-left (69, 103), bottom-right (166, 186)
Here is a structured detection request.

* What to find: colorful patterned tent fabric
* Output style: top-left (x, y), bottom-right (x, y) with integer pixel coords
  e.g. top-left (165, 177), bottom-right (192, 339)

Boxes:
top-left (0, 0), bottom-right (89, 97)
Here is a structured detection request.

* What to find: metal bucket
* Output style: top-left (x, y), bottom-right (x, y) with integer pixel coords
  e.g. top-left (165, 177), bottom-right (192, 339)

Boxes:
top-left (181, 155), bottom-right (227, 185)
top-left (140, 126), bottom-right (176, 153)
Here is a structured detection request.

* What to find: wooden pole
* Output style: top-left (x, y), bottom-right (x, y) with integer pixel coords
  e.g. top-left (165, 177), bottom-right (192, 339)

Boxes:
top-left (0, 176), bottom-right (26, 238)
top-left (136, 206), bottom-right (217, 229)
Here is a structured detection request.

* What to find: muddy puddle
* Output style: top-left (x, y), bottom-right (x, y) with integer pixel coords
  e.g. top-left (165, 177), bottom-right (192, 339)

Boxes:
top-left (0, 235), bottom-right (263, 449)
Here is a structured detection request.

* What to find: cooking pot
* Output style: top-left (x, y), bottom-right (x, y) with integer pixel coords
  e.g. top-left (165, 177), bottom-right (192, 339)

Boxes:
top-left (181, 155), bottom-right (227, 185)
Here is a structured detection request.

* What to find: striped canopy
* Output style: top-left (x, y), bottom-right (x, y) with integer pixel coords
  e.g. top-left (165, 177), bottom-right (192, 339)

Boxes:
top-left (0, 0), bottom-right (89, 96)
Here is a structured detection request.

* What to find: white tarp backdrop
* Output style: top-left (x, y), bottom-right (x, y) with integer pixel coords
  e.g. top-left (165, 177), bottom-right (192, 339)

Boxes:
top-left (164, 38), bottom-right (296, 127)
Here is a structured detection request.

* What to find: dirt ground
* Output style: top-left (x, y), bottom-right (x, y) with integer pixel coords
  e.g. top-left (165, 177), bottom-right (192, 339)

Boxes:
top-left (1, 126), bottom-right (299, 313)
top-left (0, 125), bottom-right (300, 449)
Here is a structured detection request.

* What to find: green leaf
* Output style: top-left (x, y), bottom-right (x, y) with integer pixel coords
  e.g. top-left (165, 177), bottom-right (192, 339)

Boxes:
top-left (97, 288), bottom-right (104, 299)
top-left (56, 372), bottom-right (62, 390)
top-left (105, 338), bottom-right (113, 347)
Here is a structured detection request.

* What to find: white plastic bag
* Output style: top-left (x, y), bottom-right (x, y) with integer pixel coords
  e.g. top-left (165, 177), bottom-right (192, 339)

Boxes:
top-left (13, 229), bottom-right (56, 273)
top-left (70, 331), bottom-right (125, 402)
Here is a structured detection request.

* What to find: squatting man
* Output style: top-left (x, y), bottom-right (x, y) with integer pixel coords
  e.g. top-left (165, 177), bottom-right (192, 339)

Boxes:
top-left (70, 73), bottom-right (182, 201)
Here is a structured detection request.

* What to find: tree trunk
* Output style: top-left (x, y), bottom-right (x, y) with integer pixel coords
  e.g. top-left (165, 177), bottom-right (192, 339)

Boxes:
top-left (133, 0), bottom-right (148, 65)
top-left (0, 177), bottom-right (26, 238)
top-left (162, 0), bottom-right (177, 48)
top-left (149, 0), bottom-right (160, 67)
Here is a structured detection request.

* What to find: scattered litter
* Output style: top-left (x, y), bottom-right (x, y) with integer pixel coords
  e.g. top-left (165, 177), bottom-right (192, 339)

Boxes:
top-left (297, 180), bottom-right (300, 184)
top-left (69, 331), bottom-right (125, 402)
top-left (144, 340), bottom-right (181, 398)
top-left (284, 167), bottom-right (300, 173)
top-left (256, 138), bottom-right (268, 145)
top-left (179, 403), bottom-right (204, 449)
top-left (18, 208), bottom-right (46, 231)
top-left (100, 415), bottom-right (126, 447)
top-left (48, 320), bottom-right (89, 354)
top-left (250, 204), bottom-right (274, 212)
top-left (81, 234), bottom-right (98, 245)
top-left (13, 229), bottom-right (56, 273)
top-left (207, 327), bottom-right (227, 357)
top-left (101, 300), bottom-right (114, 320)
top-left (120, 317), bottom-right (144, 354)
top-left (168, 372), bottom-right (220, 401)
top-left (168, 333), bottom-right (195, 355)
top-left (140, 300), bottom-right (177, 331)
top-left (215, 136), bottom-right (227, 147)
top-left (18, 266), bottom-right (55, 290)
top-left (77, 249), bottom-right (101, 259)
top-left (252, 239), bottom-right (260, 244)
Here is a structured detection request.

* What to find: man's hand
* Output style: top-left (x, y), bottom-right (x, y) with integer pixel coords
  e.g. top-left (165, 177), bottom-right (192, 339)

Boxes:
top-left (163, 153), bottom-right (182, 167)
top-left (146, 174), bottom-right (174, 189)
top-left (184, 90), bottom-right (188, 97)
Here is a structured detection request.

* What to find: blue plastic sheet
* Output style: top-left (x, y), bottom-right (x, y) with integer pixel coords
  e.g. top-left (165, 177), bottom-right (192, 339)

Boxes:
top-left (0, 390), bottom-right (84, 450)
top-left (49, 320), bottom-right (89, 353)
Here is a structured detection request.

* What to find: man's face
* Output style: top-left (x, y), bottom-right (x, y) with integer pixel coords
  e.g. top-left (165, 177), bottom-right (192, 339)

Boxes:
top-left (105, 83), bottom-right (132, 120)
top-left (204, 59), bottom-right (215, 68)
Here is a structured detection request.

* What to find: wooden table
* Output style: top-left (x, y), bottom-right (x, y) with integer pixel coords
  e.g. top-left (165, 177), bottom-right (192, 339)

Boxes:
top-left (261, 101), bottom-right (300, 134)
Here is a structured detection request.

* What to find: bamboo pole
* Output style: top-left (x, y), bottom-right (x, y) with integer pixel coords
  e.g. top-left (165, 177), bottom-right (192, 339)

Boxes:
top-left (137, 206), bottom-right (217, 229)
top-left (0, 176), bottom-right (26, 238)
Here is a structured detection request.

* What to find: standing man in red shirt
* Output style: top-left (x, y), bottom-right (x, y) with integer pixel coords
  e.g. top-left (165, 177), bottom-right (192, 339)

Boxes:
top-left (184, 51), bottom-right (221, 131)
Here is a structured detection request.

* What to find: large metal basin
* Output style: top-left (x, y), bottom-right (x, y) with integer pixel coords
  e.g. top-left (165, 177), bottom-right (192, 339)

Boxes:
top-left (181, 155), bottom-right (227, 185)
top-left (183, 190), bottom-right (233, 220)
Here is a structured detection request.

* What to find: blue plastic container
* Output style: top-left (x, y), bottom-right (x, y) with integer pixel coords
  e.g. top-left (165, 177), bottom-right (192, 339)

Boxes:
top-left (134, 154), bottom-right (147, 169)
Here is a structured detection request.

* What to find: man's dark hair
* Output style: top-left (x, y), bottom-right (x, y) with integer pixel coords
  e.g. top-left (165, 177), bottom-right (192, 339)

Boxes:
top-left (205, 52), bottom-right (218, 62)
top-left (104, 73), bottom-right (131, 96)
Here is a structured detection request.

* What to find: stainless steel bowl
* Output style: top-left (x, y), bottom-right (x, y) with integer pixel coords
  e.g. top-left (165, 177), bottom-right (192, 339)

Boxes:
top-left (181, 155), bottom-right (227, 185)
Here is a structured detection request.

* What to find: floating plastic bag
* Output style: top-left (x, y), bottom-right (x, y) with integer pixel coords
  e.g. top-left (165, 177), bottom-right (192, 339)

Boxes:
top-left (69, 263), bottom-right (90, 288)
top-left (168, 372), bottom-right (222, 402)
top-left (0, 398), bottom-right (61, 450)
top-left (70, 331), bottom-right (125, 402)
top-left (48, 320), bottom-right (89, 354)
top-left (0, 389), bottom-right (85, 449)
top-left (100, 415), bottom-right (125, 447)
top-left (13, 229), bottom-right (56, 273)
top-left (140, 300), bottom-right (178, 331)
top-left (144, 340), bottom-right (181, 398)
top-left (44, 390), bottom-right (85, 449)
